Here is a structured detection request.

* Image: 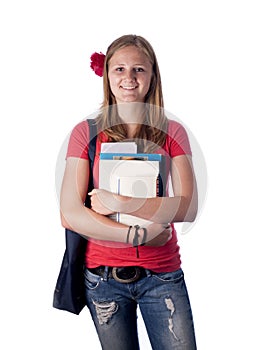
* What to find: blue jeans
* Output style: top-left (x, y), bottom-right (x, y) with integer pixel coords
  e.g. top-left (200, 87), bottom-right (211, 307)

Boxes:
top-left (84, 267), bottom-right (197, 350)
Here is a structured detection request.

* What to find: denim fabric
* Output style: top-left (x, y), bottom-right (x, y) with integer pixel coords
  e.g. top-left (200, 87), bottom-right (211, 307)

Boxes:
top-left (84, 268), bottom-right (197, 350)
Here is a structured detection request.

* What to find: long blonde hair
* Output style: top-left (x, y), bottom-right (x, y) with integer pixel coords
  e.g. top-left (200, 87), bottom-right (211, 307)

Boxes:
top-left (97, 34), bottom-right (168, 152)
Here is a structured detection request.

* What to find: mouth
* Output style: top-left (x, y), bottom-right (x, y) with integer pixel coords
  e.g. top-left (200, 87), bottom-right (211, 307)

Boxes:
top-left (121, 85), bottom-right (137, 90)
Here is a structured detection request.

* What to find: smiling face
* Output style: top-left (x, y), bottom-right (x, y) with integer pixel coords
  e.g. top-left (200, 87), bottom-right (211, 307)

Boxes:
top-left (108, 46), bottom-right (153, 104)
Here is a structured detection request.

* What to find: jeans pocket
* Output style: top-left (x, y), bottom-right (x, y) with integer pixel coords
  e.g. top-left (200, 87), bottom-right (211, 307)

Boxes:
top-left (153, 268), bottom-right (184, 283)
top-left (84, 268), bottom-right (101, 290)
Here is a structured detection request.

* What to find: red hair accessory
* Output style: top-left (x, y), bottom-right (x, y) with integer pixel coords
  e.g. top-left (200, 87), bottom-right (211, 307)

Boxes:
top-left (90, 52), bottom-right (105, 77)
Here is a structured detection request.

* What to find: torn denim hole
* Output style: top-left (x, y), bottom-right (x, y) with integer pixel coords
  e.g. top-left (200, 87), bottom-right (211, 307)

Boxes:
top-left (92, 299), bottom-right (118, 325)
top-left (165, 297), bottom-right (179, 341)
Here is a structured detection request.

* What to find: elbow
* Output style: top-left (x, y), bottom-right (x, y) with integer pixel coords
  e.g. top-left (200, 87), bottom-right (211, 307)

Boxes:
top-left (60, 210), bottom-right (73, 230)
top-left (184, 182), bottom-right (198, 222)
top-left (60, 201), bottom-right (81, 231)
top-left (59, 196), bottom-right (83, 230)
top-left (179, 195), bottom-right (198, 223)
top-left (185, 206), bottom-right (198, 222)
top-left (59, 204), bottom-right (92, 234)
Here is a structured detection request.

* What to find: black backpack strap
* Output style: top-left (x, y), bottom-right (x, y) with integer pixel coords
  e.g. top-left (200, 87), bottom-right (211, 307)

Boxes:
top-left (84, 118), bottom-right (97, 207)
top-left (87, 118), bottom-right (97, 169)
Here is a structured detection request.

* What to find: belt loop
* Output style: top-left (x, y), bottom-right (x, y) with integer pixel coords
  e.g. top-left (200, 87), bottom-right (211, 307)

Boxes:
top-left (103, 266), bottom-right (109, 281)
top-left (145, 269), bottom-right (152, 277)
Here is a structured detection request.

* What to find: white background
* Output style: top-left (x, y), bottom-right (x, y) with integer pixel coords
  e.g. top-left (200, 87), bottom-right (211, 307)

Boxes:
top-left (1, 1), bottom-right (262, 349)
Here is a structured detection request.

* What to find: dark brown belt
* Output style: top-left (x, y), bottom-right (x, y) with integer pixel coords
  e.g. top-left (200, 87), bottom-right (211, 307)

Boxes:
top-left (88, 266), bottom-right (150, 284)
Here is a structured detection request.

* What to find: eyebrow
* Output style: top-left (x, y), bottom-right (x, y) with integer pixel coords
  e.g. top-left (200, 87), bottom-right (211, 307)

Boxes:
top-left (111, 63), bottom-right (147, 66)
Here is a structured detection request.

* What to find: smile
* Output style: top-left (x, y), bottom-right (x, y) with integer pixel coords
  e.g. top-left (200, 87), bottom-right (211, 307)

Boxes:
top-left (121, 86), bottom-right (137, 90)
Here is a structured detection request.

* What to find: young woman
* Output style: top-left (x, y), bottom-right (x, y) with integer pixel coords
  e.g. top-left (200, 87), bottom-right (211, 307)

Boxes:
top-left (60, 34), bottom-right (198, 350)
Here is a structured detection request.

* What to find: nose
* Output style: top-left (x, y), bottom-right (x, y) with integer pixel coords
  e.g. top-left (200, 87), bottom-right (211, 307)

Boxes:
top-left (124, 69), bottom-right (136, 81)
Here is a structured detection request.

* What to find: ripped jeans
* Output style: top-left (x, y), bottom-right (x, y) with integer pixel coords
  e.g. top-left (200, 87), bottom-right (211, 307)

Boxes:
top-left (84, 268), bottom-right (197, 350)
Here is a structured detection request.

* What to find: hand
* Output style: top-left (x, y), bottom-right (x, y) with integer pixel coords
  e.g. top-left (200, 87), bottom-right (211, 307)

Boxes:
top-left (88, 189), bottom-right (118, 216)
top-left (144, 223), bottom-right (172, 247)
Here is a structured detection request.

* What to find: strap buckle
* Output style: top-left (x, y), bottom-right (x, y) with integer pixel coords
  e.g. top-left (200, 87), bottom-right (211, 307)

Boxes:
top-left (112, 267), bottom-right (141, 284)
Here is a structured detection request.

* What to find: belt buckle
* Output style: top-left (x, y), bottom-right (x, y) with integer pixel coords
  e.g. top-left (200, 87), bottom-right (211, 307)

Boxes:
top-left (112, 267), bottom-right (141, 284)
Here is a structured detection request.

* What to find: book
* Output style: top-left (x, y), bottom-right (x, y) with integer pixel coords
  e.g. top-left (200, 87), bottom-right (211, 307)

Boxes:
top-left (100, 153), bottom-right (162, 161)
top-left (99, 152), bottom-right (167, 227)
top-left (99, 153), bottom-right (166, 197)
top-left (101, 142), bottom-right (137, 154)
top-left (115, 175), bottom-right (158, 226)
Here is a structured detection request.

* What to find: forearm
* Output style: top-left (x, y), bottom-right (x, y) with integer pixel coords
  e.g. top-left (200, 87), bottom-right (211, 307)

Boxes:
top-left (61, 205), bottom-right (129, 243)
top-left (60, 204), bottom-right (171, 247)
top-left (115, 194), bottom-right (198, 224)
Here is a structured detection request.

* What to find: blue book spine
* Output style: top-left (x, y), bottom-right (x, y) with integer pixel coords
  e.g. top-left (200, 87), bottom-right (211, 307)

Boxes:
top-left (100, 153), bottom-right (163, 161)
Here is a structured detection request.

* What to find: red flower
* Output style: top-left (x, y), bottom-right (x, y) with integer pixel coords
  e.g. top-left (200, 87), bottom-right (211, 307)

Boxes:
top-left (90, 52), bottom-right (105, 77)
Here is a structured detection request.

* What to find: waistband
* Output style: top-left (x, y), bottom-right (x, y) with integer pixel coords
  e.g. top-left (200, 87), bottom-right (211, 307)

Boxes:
top-left (88, 265), bottom-right (154, 284)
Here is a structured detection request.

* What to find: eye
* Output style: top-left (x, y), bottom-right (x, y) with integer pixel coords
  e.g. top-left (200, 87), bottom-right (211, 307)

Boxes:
top-left (116, 67), bottom-right (124, 72)
top-left (135, 67), bottom-right (144, 72)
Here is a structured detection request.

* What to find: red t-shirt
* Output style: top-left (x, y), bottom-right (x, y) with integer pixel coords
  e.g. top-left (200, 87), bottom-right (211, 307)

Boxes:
top-left (66, 119), bottom-right (192, 272)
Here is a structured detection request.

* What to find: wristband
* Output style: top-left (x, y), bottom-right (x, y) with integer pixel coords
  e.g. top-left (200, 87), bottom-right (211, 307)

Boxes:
top-left (132, 225), bottom-right (140, 247)
top-left (132, 225), bottom-right (148, 258)
top-left (126, 226), bottom-right (132, 244)
top-left (132, 225), bottom-right (147, 246)
top-left (140, 228), bottom-right (147, 246)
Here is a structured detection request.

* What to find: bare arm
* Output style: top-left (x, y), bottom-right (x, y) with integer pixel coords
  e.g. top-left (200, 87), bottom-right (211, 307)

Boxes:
top-left (89, 155), bottom-right (198, 224)
top-left (60, 157), bottom-right (130, 242)
top-left (60, 157), bottom-right (170, 245)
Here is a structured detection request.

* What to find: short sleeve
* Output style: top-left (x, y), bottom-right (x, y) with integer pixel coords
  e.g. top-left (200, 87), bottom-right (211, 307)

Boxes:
top-left (66, 120), bottom-right (90, 159)
top-left (166, 120), bottom-right (192, 157)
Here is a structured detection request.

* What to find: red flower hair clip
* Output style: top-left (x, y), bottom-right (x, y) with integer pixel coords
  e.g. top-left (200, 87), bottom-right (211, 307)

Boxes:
top-left (90, 52), bottom-right (105, 77)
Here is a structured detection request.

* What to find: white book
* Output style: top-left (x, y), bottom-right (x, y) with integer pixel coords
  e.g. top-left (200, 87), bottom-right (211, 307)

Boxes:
top-left (115, 175), bottom-right (157, 226)
top-left (99, 159), bottom-right (159, 193)
top-left (101, 142), bottom-right (137, 154)
top-left (99, 159), bottom-right (159, 227)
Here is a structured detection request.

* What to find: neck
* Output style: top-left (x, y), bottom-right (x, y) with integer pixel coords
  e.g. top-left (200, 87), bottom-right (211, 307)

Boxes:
top-left (117, 102), bottom-right (146, 138)
top-left (117, 102), bottom-right (145, 123)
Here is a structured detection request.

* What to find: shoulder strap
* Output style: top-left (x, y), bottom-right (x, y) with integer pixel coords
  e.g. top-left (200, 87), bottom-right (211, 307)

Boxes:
top-left (84, 119), bottom-right (97, 207)
top-left (87, 118), bottom-right (97, 168)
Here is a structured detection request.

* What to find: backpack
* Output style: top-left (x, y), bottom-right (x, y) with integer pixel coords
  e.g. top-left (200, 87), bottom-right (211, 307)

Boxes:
top-left (53, 118), bottom-right (97, 314)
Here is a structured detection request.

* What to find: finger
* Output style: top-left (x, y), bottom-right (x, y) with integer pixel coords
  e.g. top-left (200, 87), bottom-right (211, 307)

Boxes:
top-left (162, 223), bottom-right (171, 229)
top-left (167, 226), bottom-right (172, 233)
top-left (88, 189), bottom-right (99, 195)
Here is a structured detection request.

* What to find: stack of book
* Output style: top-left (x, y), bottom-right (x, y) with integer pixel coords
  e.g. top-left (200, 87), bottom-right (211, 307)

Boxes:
top-left (99, 142), bottom-right (166, 226)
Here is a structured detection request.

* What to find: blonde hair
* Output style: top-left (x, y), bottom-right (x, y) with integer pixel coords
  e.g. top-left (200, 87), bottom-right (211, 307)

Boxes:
top-left (97, 34), bottom-right (168, 152)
